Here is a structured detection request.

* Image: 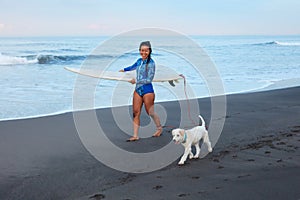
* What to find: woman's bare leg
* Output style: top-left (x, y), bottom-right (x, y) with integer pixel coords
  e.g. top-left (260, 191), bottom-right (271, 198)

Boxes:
top-left (143, 93), bottom-right (162, 137)
top-left (131, 91), bottom-right (143, 139)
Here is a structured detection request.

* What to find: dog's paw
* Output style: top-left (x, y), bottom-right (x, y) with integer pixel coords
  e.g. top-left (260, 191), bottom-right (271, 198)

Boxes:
top-left (208, 147), bottom-right (213, 152)
top-left (178, 161), bottom-right (185, 165)
top-left (189, 154), bottom-right (194, 159)
top-left (193, 155), bottom-right (199, 159)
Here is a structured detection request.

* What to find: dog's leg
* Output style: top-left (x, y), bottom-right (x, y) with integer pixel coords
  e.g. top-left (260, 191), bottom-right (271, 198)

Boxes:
top-left (189, 149), bottom-right (194, 159)
top-left (178, 146), bottom-right (191, 165)
top-left (194, 143), bottom-right (200, 158)
top-left (204, 132), bottom-right (213, 152)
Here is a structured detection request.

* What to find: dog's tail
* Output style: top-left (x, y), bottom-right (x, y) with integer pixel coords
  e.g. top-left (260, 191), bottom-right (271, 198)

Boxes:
top-left (198, 115), bottom-right (206, 127)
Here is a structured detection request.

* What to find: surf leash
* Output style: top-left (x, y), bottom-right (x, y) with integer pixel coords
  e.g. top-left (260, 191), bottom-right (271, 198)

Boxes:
top-left (161, 74), bottom-right (198, 131)
top-left (179, 74), bottom-right (197, 126)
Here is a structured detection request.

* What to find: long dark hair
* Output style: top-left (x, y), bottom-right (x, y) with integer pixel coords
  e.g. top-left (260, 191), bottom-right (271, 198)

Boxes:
top-left (139, 41), bottom-right (152, 69)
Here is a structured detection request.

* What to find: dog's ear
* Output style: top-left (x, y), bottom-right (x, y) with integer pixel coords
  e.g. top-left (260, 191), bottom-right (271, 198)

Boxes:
top-left (179, 129), bottom-right (185, 136)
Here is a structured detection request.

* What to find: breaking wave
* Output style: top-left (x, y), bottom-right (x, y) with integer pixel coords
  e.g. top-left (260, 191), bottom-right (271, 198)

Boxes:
top-left (0, 53), bottom-right (118, 65)
top-left (253, 41), bottom-right (300, 46)
top-left (0, 53), bottom-right (38, 65)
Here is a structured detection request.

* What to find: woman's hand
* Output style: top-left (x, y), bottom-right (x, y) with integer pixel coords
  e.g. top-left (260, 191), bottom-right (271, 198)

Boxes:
top-left (119, 69), bottom-right (125, 72)
top-left (129, 78), bottom-right (136, 84)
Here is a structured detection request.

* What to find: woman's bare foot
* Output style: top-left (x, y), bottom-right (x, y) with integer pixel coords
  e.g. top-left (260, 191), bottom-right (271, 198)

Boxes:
top-left (126, 136), bottom-right (139, 142)
top-left (152, 126), bottom-right (163, 137)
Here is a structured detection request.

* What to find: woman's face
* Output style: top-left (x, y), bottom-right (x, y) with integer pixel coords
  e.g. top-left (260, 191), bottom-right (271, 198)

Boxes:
top-left (139, 45), bottom-right (150, 60)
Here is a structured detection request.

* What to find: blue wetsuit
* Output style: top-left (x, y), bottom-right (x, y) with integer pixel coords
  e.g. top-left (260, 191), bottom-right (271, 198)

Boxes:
top-left (124, 58), bottom-right (155, 96)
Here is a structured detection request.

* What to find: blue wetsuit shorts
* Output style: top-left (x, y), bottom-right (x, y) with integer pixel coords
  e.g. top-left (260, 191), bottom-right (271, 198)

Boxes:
top-left (135, 83), bottom-right (154, 97)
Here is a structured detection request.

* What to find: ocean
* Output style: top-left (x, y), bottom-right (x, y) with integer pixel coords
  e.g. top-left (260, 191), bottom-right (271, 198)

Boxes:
top-left (0, 35), bottom-right (299, 121)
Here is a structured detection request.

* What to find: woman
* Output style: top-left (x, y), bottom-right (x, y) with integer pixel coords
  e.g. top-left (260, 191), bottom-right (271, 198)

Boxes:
top-left (119, 41), bottom-right (162, 141)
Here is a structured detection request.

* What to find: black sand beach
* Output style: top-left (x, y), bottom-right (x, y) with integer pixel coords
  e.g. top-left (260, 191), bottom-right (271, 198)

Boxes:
top-left (0, 87), bottom-right (299, 200)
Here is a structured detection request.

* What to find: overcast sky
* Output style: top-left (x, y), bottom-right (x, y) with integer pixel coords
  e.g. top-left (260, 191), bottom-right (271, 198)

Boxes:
top-left (0, 0), bottom-right (299, 36)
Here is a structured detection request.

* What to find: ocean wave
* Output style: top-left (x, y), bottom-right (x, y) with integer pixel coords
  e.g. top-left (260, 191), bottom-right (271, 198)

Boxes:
top-left (0, 53), bottom-right (87, 65)
top-left (0, 52), bottom-right (163, 66)
top-left (274, 41), bottom-right (300, 46)
top-left (253, 41), bottom-right (300, 46)
top-left (35, 54), bottom-right (86, 64)
top-left (0, 53), bottom-right (38, 65)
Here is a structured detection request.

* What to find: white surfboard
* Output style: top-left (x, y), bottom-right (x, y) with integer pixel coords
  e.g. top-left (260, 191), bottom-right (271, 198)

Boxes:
top-left (64, 66), bottom-right (183, 86)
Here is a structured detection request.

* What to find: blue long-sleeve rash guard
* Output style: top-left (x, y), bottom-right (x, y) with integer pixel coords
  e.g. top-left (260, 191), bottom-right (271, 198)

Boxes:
top-left (123, 58), bottom-right (155, 89)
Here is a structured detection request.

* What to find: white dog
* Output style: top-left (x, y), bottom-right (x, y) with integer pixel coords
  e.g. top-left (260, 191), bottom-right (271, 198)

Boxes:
top-left (172, 115), bottom-right (213, 165)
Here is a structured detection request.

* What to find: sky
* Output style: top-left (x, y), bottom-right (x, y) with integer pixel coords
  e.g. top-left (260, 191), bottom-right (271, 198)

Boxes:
top-left (0, 0), bottom-right (299, 36)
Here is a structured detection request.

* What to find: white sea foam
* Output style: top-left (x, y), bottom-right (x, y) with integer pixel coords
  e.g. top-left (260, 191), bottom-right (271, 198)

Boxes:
top-left (0, 53), bottom-right (38, 65)
top-left (0, 109), bottom-right (73, 122)
top-left (274, 41), bottom-right (300, 46)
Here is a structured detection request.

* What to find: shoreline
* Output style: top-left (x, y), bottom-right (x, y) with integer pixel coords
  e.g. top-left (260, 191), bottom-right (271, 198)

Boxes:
top-left (1, 78), bottom-right (300, 122)
top-left (0, 86), bottom-right (299, 199)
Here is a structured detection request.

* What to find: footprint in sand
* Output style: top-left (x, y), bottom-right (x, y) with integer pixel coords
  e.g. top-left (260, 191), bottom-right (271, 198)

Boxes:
top-left (178, 193), bottom-right (190, 197)
top-left (89, 193), bottom-right (105, 199)
top-left (153, 185), bottom-right (163, 190)
top-left (291, 126), bottom-right (300, 133)
top-left (277, 141), bottom-right (286, 145)
top-left (237, 174), bottom-right (251, 178)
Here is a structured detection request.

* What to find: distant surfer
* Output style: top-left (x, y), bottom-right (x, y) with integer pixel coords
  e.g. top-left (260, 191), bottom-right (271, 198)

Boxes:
top-left (119, 41), bottom-right (162, 141)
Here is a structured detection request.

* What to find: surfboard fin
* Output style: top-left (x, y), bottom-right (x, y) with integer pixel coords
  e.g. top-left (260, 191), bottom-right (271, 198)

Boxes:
top-left (168, 80), bottom-right (175, 87)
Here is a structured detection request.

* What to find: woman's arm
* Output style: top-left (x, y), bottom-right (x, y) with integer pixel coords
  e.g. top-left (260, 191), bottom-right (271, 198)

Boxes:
top-left (123, 59), bottom-right (141, 72)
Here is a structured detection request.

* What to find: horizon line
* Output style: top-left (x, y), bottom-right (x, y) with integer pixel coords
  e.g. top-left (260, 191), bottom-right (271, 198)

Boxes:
top-left (0, 33), bottom-right (300, 38)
